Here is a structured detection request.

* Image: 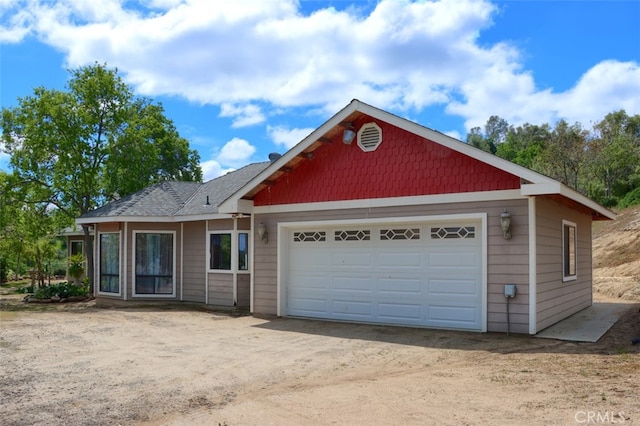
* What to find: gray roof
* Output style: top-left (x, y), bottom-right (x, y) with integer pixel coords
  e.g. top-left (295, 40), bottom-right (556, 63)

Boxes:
top-left (79, 162), bottom-right (270, 220)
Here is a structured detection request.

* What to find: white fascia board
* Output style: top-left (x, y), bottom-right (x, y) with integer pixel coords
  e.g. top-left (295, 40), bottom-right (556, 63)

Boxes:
top-left (76, 216), bottom-right (174, 225)
top-left (520, 182), bottom-right (563, 195)
top-left (521, 183), bottom-right (616, 220)
top-left (218, 101), bottom-right (361, 213)
top-left (254, 189), bottom-right (525, 214)
top-left (559, 185), bottom-right (616, 220)
top-left (218, 198), bottom-right (255, 215)
top-left (76, 213), bottom-right (233, 225)
top-left (355, 102), bottom-right (556, 185)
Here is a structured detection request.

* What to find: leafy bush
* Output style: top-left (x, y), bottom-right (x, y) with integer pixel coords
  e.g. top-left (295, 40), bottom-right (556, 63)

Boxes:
top-left (15, 286), bottom-right (35, 294)
top-left (0, 256), bottom-right (7, 283)
top-left (618, 187), bottom-right (640, 209)
top-left (32, 282), bottom-right (89, 300)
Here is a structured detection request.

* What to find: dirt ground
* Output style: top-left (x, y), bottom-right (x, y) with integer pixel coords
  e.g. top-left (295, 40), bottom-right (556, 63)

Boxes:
top-left (2, 208), bottom-right (640, 426)
top-left (1, 292), bottom-right (639, 426)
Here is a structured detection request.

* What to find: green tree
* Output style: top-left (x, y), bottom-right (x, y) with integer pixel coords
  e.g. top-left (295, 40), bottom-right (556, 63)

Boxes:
top-left (539, 120), bottom-right (589, 192)
top-left (1, 63), bottom-right (202, 291)
top-left (496, 123), bottom-right (550, 170)
top-left (587, 110), bottom-right (640, 206)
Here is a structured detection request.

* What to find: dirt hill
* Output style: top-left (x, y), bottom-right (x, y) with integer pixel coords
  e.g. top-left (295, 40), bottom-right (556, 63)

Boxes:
top-left (593, 204), bottom-right (640, 300)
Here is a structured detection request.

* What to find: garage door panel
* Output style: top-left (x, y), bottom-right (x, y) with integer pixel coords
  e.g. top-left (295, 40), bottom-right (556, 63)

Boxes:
top-left (428, 305), bottom-right (479, 327)
top-left (333, 252), bottom-right (372, 267)
top-left (332, 300), bottom-right (373, 317)
top-left (292, 250), bottom-right (332, 266)
top-left (429, 252), bottom-right (478, 267)
top-left (286, 220), bottom-right (483, 330)
top-left (378, 277), bottom-right (422, 295)
top-left (378, 252), bottom-right (422, 267)
top-left (291, 274), bottom-right (330, 290)
top-left (378, 303), bottom-right (422, 321)
top-left (429, 279), bottom-right (479, 297)
top-left (288, 297), bottom-right (327, 315)
top-left (333, 276), bottom-right (374, 292)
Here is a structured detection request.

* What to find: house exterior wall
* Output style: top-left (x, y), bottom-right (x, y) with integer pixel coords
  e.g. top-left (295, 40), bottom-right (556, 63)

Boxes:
top-left (208, 273), bottom-right (233, 306)
top-left (254, 119), bottom-right (521, 206)
top-left (253, 198), bottom-right (530, 333)
top-left (182, 221), bottom-right (206, 303)
top-left (535, 197), bottom-right (593, 331)
top-left (206, 218), bottom-right (252, 308)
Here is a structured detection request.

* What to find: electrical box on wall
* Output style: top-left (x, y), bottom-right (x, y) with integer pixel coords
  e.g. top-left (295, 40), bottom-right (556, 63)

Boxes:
top-left (504, 284), bottom-right (517, 298)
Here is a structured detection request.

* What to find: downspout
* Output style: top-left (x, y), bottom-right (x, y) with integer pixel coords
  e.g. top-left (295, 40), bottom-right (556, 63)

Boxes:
top-left (233, 215), bottom-right (238, 306)
top-left (249, 215), bottom-right (255, 314)
top-left (180, 222), bottom-right (184, 302)
top-left (205, 220), bottom-right (209, 305)
top-left (528, 197), bottom-right (537, 334)
top-left (124, 222), bottom-right (128, 301)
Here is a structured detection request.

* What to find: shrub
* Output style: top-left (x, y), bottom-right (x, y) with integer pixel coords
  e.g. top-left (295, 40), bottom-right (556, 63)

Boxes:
top-left (32, 282), bottom-right (89, 300)
top-left (618, 187), bottom-right (640, 209)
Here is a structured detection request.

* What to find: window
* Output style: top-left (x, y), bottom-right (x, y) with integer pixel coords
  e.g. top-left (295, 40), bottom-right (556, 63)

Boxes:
top-left (134, 232), bottom-right (175, 295)
top-left (563, 220), bottom-right (577, 281)
top-left (70, 241), bottom-right (83, 256)
top-left (238, 233), bottom-right (249, 271)
top-left (99, 233), bottom-right (120, 294)
top-left (209, 232), bottom-right (249, 271)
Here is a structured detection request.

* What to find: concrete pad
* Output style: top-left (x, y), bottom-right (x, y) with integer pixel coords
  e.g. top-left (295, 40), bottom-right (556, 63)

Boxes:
top-left (536, 303), bottom-right (629, 342)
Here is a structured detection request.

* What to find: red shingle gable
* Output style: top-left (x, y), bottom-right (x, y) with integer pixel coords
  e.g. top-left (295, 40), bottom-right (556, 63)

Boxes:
top-left (254, 119), bottom-right (520, 206)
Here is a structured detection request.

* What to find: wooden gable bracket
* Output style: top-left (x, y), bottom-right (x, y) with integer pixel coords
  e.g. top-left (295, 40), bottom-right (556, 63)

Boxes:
top-left (298, 152), bottom-right (314, 160)
top-left (318, 137), bottom-right (332, 144)
top-left (262, 180), bottom-right (276, 187)
top-left (279, 166), bottom-right (294, 173)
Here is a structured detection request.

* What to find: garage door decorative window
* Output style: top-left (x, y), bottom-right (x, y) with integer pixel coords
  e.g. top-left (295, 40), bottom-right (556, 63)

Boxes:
top-left (430, 226), bottom-right (475, 239)
top-left (335, 230), bottom-right (370, 241)
top-left (380, 228), bottom-right (420, 240)
top-left (293, 231), bottom-right (326, 242)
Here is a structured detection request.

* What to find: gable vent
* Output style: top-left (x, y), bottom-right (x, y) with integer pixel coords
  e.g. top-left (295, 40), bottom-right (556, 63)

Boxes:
top-left (357, 122), bottom-right (382, 152)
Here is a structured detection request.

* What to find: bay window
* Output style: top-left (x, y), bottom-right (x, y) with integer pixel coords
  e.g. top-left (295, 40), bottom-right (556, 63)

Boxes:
top-left (134, 231), bottom-right (175, 295)
top-left (99, 232), bottom-right (120, 294)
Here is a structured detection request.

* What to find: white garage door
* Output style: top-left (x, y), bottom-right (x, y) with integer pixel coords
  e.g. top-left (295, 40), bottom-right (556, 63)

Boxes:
top-left (284, 220), bottom-right (484, 330)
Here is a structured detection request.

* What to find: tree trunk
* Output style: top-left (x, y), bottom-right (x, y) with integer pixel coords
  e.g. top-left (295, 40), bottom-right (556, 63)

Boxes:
top-left (83, 225), bottom-right (95, 294)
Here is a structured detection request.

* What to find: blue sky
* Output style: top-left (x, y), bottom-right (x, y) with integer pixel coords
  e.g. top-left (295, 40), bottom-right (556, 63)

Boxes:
top-left (1, 0), bottom-right (639, 181)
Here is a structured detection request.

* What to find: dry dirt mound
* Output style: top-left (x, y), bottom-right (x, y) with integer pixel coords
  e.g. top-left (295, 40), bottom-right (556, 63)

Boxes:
top-left (593, 204), bottom-right (640, 300)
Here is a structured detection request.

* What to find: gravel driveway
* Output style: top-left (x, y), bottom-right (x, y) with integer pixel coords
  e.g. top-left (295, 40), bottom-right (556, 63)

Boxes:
top-left (1, 301), bottom-right (639, 425)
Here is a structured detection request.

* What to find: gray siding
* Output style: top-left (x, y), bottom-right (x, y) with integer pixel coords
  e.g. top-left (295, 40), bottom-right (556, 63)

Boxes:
top-left (182, 221), bottom-right (206, 302)
top-left (208, 273), bottom-right (233, 306)
top-left (536, 197), bottom-right (592, 331)
top-left (253, 198), bottom-right (531, 333)
top-left (237, 274), bottom-right (250, 308)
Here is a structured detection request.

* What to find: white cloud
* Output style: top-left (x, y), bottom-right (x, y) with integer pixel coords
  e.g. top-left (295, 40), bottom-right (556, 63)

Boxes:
top-left (267, 125), bottom-right (315, 150)
top-left (199, 137), bottom-right (257, 180)
top-left (200, 159), bottom-right (233, 182)
top-left (217, 137), bottom-right (256, 165)
top-left (3, 0), bottom-right (639, 136)
top-left (219, 103), bottom-right (265, 128)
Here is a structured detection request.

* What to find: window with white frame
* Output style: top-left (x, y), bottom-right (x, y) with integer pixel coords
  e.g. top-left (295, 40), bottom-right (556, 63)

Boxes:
top-left (99, 233), bottom-right (120, 294)
top-left (209, 231), bottom-right (249, 272)
top-left (562, 220), bottom-right (577, 281)
top-left (134, 232), bottom-right (175, 295)
top-left (70, 240), bottom-right (83, 256)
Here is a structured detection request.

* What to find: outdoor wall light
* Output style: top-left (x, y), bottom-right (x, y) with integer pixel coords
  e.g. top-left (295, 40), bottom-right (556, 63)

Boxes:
top-left (257, 222), bottom-right (268, 244)
top-left (500, 209), bottom-right (512, 240)
top-left (342, 123), bottom-right (356, 145)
